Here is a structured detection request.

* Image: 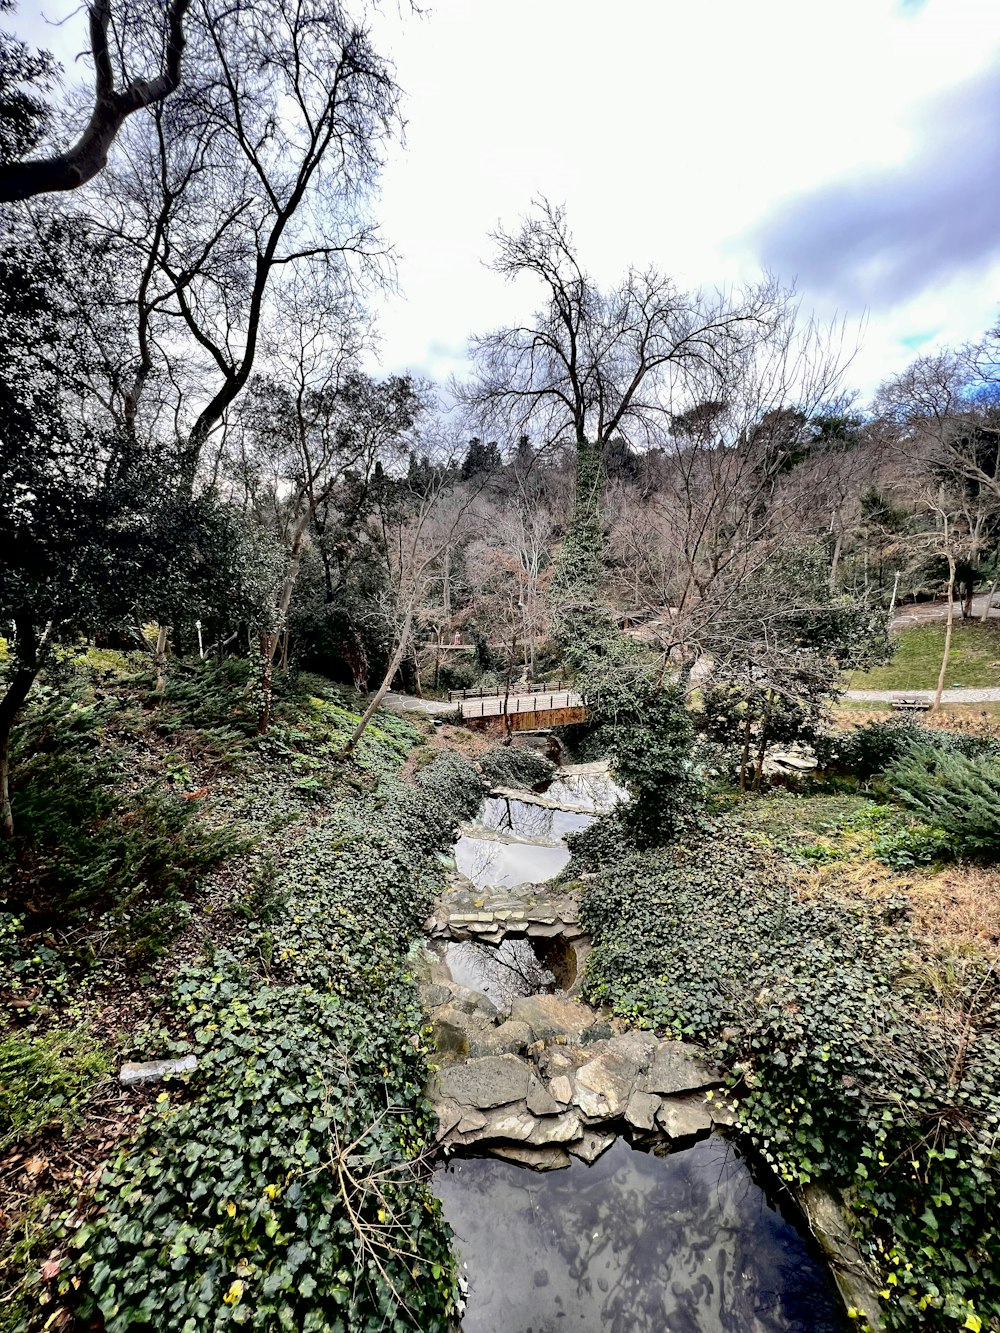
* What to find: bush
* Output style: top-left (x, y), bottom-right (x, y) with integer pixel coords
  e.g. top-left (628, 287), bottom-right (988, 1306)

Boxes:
top-left (833, 717), bottom-right (1000, 783)
top-left (0, 1028), bottom-right (110, 1151)
top-left (477, 745), bottom-right (554, 791)
top-left (832, 718), bottom-right (921, 779)
top-left (886, 743), bottom-right (1000, 856)
top-left (70, 747), bottom-right (485, 1333)
top-left (4, 683), bottom-right (238, 958)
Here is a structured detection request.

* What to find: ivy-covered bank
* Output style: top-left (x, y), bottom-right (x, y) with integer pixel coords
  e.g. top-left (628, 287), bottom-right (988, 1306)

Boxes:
top-left (568, 813), bottom-right (999, 1333)
top-left (0, 658), bottom-right (531, 1333)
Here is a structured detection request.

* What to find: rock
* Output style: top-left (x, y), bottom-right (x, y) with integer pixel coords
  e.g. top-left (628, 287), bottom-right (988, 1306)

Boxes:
top-left (573, 1046), bottom-right (649, 1121)
top-left (119, 1055), bottom-right (197, 1087)
top-left (448, 983), bottom-right (500, 1021)
top-left (451, 1106), bottom-right (582, 1148)
top-left (431, 1005), bottom-right (492, 1062)
top-left (433, 1101), bottom-right (465, 1139)
top-left (468, 1020), bottom-right (533, 1058)
top-left (656, 1094), bottom-right (714, 1140)
top-left (569, 1129), bottom-right (616, 1164)
top-left (430, 1054), bottom-right (532, 1110)
top-left (489, 1145), bottom-right (572, 1171)
top-left (420, 983), bottom-right (453, 1009)
top-left (801, 1184), bottom-right (884, 1330)
top-left (456, 1108), bottom-right (489, 1134)
top-left (644, 1041), bottom-right (720, 1095)
top-left (536, 1043), bottom-right (595, 1080)
top-left (526, 1074), bottom-right (563, 1117)
top-left (624, 1089), bottom-right (661, 1132)
top-left (548, 1075), bottom-right (573, 1106)
top-left (708, 1095), bottom-right (739, 1127)
top-left (509, 994), bottom-right (595, 1043)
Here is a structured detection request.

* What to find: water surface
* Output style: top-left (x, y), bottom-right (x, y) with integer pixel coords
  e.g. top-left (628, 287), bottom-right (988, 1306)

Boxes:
top-left (434, 1137), bottom-right (846, 1333)
top-left (479, 795), bottom-right (594, 843)
top-left (454, 834), bottom-right (570, 888)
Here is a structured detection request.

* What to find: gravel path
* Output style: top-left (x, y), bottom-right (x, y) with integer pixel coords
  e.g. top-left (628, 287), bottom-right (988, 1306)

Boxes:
top-left (844, 688), bottom-right (1000, 704)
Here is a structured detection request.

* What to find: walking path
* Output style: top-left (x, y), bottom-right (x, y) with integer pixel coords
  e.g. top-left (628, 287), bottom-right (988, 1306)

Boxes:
top-left (844, 687), bottom-right (1000, 704)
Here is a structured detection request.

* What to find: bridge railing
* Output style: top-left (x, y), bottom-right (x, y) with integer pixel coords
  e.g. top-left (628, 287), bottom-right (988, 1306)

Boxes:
top-left (448, 680), bottom-right (567, 704)
top-left (459, 691), bottom-right (585, 719)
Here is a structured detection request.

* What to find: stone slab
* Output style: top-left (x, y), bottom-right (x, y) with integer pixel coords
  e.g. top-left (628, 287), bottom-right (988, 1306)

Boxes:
top-left (119, 1055), bottom-right (197, 1087)
top-left (431, 1054), bottom-right (532, 1110)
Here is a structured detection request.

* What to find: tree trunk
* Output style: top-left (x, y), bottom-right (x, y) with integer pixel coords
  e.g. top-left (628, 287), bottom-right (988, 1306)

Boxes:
top-left (502, 645), bottom-right (515, 746)
top-left (738, 714), bottom-right (752, 795)
top-left (752, 692), bottom-right (773, 792)
top-left (981, 578), bottom-right (997, 624)
top-left (0, 624), bottom-right (43, 839)
top-left (153, 624), bottom-right (170, 696)
top-left (932, 555), bottom-right (957, 712)
top-left (962, 576), bottom-right (974, 620)
top-left (887, 570), bottom-right (901, 629)
top-left (829, 528), bottom-right (843, 591)
top-left (258, 633), bottom-right (274, 735)
top-left (340, 605), bottom-right (414, 760)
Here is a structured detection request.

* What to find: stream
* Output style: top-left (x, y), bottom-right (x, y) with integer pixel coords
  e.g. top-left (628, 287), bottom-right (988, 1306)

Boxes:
top-left (426, 758), bottom-right (848, 1333)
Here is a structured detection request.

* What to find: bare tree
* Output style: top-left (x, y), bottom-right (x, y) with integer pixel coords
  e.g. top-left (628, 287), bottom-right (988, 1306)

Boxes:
top-left (459, 199), bottom-right (791, 457)
top-left (235, 279), bottom-right (424, 730)
top-left (85, 0), bottom-right (400, 481)
top-left (341, 459), bottom-right (469, 759)
top-left (0, 0), bottom-right (191, 202)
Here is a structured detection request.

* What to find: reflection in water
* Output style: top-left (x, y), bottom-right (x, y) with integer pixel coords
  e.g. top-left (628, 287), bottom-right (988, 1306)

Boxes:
top-left (442, 938), bottom-right (555, 1007)
top-left (454, 834), bottom-right (570, 888)
top-left (479, 796), bottom-right (594, 843)
top-left (434, 1138), bottom-right (846, 1333)
top-left (540, 771), bottom-right (627, 814)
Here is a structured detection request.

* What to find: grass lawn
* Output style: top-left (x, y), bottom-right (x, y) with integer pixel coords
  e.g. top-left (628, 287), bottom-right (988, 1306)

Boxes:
top-left (847, 621), bottom-right (1000, 690)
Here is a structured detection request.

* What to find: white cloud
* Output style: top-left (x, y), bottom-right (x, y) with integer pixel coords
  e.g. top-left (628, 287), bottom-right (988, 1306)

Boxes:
top-left (10, 0), bottom-right (1000, 399)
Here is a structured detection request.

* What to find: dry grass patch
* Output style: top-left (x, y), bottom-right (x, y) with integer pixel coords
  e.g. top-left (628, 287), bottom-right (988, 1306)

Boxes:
top-left (802, 857), bottom-right (1000, 958)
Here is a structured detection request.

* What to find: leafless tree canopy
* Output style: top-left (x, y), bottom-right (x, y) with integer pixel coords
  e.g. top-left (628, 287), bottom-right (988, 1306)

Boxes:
top-left (458, 198), bottom-right (848, 452)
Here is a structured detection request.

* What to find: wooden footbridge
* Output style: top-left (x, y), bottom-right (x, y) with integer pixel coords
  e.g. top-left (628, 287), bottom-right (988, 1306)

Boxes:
top-left (449, 685), bottom-right (587, 734)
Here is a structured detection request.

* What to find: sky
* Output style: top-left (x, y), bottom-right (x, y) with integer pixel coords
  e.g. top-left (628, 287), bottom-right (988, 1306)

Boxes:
top-left (12, 0), bottom-right (1000, 402)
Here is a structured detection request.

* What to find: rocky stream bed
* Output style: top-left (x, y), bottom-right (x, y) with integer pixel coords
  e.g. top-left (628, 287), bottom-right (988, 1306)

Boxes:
top-left (416, 761), bottom-right (863, 1332)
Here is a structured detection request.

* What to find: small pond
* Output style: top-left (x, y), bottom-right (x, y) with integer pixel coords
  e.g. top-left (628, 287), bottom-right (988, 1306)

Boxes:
top-left (454, 834), bottom-right (573, 888)
top-left (441, 937), bottom-right (556, 1006)
top-left (434, 1137), bottom-right (847, 1333)
top-left (479, 795), bottom-right (594, 843)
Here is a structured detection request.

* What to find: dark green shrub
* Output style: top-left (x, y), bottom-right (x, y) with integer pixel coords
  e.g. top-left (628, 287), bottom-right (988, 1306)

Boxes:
top-left (832, 718), bottom-right (921, 778)
top-left (886, 743), bottom-right (1000, 855)
top-left (0, 1028), bottom-right (110, 1150)
top-left (477, 745), bottom-right (554, 791)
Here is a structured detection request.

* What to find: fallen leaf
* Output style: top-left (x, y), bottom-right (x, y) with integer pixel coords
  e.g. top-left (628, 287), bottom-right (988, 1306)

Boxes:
top-left (41, 1258), bottom-right (61, 1282)
top-left (25, 1155), bottom-right (48, 1177)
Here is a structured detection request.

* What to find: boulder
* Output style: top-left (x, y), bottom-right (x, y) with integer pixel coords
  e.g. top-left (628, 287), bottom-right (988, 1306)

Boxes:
top-left (573, 1045), bottom-right (649, 1121)
top-left (624, 1089), bottom-right (661, 1132)
top-left (468, 1020), bottom-right (533, 1058)
top-left (548, 1075), bottom-right (574, 1106)
top-left (431, 1054), bottom-right (533, 1110)
top-left (656, 1093), bottom-right (714, 1140)
top-left (489, 1144), bottom-right (572, 1171)
top-left (569, 1129), bottom-right (616, 1164)
top-left (526, 1074), bottom-right (563, 1117)
top-left (420, 983), bottom-right (453, 1009)
top-left (448, 983), bottom-right (500, 1021)
top-left (119, 1055), bottom-right (197, 1087)
top-left (430, 1005), bottom-right (492, 1062)
top-left (450, 1106), bottom-right (582, 1148)
top-left (510, 994), bottom-right (595, 1043)
top-left (644, 1041), bottom-right (720, 1095)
